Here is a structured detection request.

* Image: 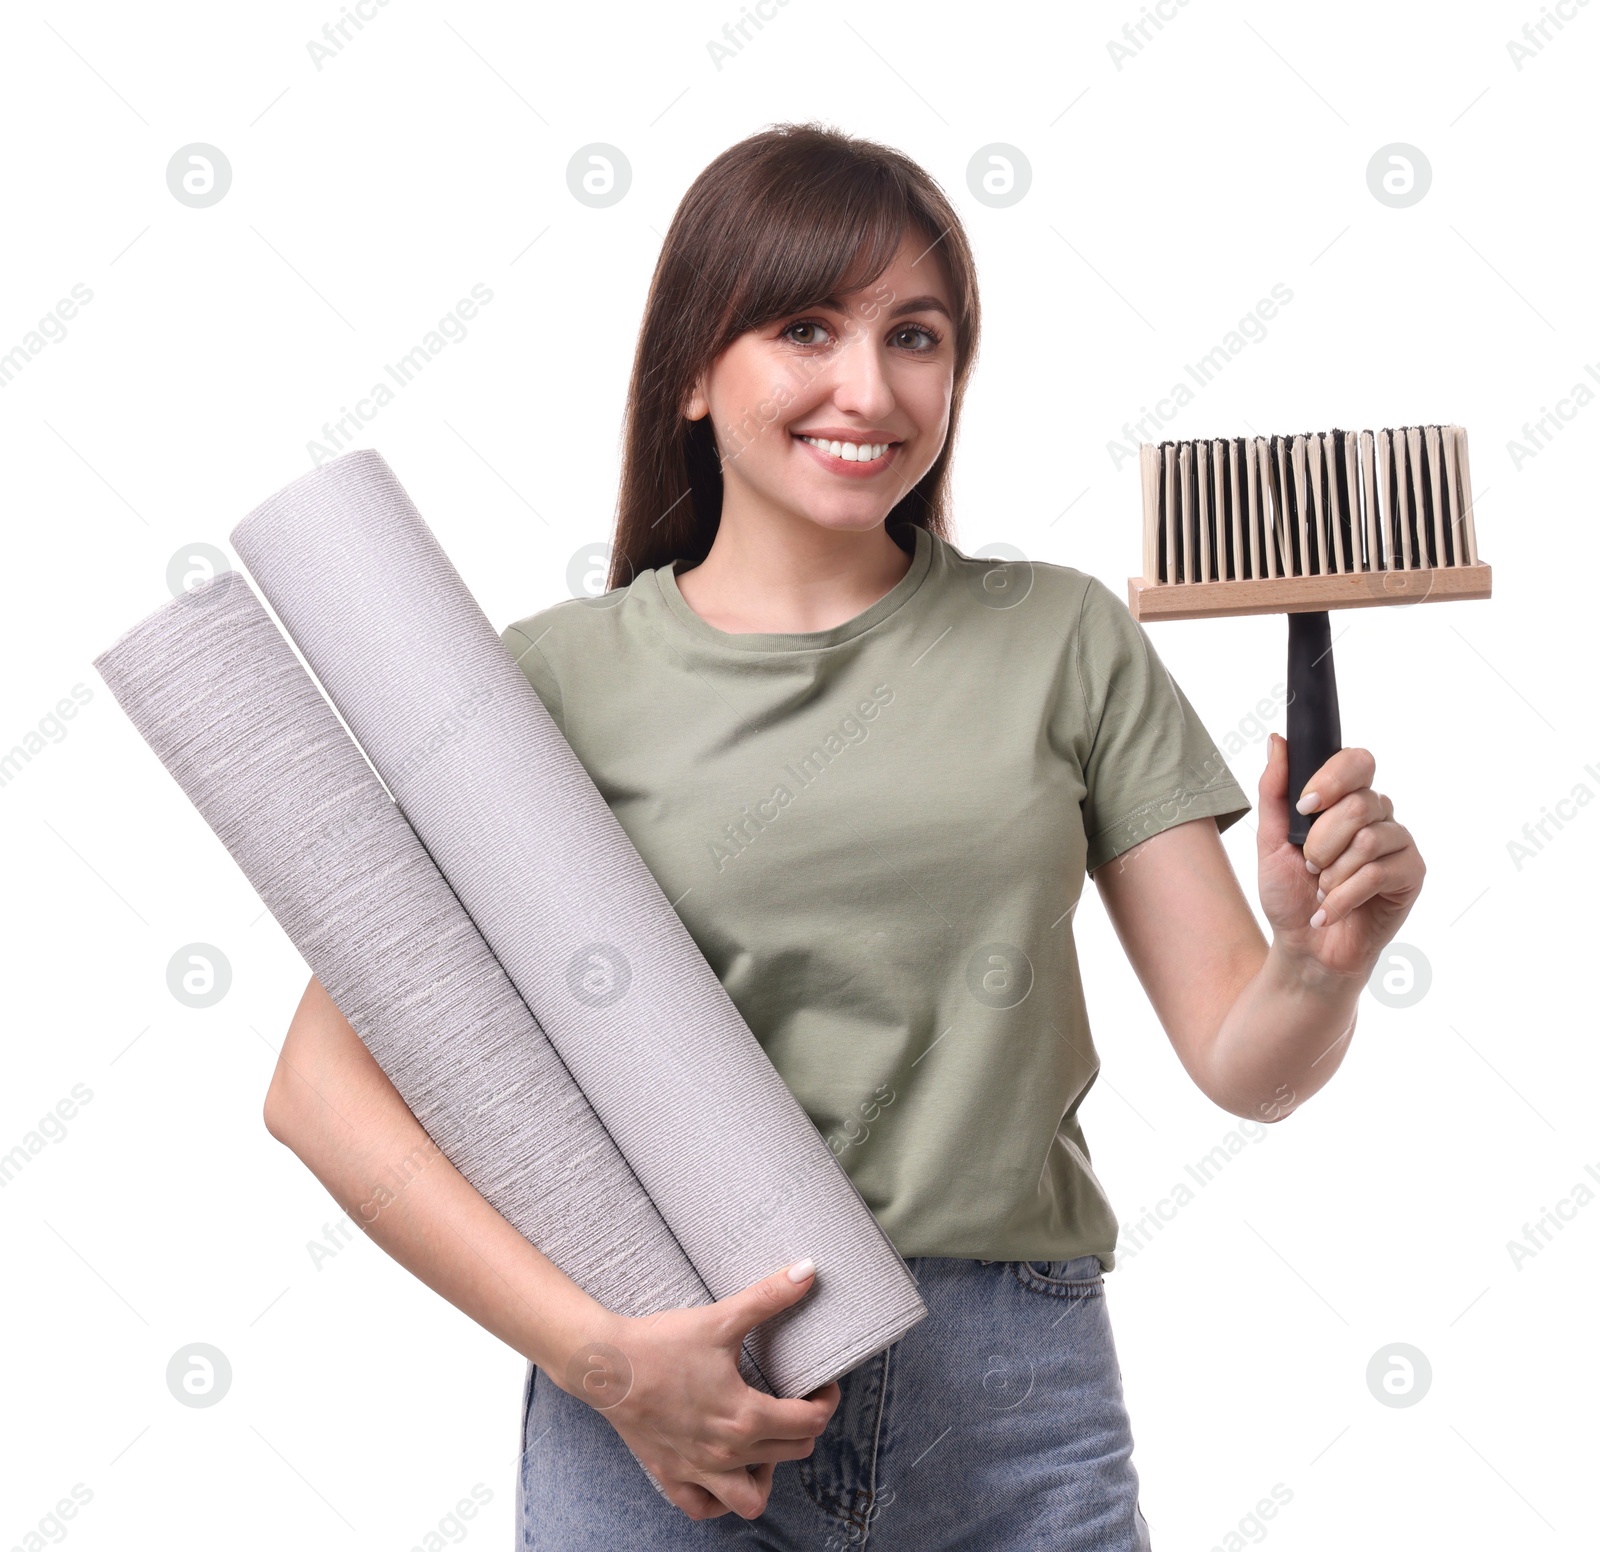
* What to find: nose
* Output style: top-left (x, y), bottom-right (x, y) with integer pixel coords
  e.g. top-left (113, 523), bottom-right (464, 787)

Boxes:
top-left (825, 325), bottom-right (896, 422)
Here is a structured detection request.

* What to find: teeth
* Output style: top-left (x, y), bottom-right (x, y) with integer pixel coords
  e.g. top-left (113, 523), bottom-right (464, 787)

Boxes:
top-left (801, 436), bottom-right (889, 462)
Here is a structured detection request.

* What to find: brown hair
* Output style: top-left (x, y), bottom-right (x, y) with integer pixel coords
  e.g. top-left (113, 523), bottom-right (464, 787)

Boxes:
top-left (607, 121), bottom-right (981, 591)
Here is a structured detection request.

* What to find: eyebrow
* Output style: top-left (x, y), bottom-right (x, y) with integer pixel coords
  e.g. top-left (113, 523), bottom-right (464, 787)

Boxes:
top-left (815, 292), bottom-right (952, 321)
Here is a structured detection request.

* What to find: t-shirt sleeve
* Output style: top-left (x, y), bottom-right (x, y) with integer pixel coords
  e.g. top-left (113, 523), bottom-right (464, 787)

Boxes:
top-left (1071, 574), bottom-right (1252, 874)
top-left (499, 620), bottom-right (566, 733)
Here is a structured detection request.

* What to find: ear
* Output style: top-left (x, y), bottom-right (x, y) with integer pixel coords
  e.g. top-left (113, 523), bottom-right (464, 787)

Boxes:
top-left (681, 371), bottom-right (709, 422)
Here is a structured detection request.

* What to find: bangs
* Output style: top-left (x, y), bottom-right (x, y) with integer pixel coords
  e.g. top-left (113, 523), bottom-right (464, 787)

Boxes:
top-left (704, 165), bottom-right (945, 347)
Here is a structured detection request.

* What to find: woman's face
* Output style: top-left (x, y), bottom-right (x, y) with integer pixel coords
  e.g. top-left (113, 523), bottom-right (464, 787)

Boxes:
top-left (684, 229), bottom-right (956, 537)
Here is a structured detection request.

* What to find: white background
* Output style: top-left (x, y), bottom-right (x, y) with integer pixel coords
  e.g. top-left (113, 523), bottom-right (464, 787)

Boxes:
top-left (2, 1), bottom-right (1595, 1547)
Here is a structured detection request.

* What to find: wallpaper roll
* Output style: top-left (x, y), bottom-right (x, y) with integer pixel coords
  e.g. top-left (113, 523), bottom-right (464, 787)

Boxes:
top-left (90, 569), bottom-right (772, 1416)
top-left (231, 449), bottom-right (928, 1398)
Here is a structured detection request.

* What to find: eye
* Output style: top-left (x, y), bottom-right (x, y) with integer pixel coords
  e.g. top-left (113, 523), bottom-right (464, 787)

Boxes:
top-left (781, 317), bottom-right (835, 347)
top-left (892, 322), bottom-right (944, 352)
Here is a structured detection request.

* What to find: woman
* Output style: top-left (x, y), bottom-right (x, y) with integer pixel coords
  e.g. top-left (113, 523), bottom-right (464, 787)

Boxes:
top-left (265, 123), bottom-right (1423, 1548)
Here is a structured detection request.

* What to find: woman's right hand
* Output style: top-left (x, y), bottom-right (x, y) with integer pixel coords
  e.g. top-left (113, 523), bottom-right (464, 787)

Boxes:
top-left (560, 1257), bottom-right (842, 1522)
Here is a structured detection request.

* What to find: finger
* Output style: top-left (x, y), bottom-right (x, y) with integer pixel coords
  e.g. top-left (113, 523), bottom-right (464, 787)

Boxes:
top-left (661, 1478), bottom-right (731, 1520)
top-left (1293, 746), bottom-right (1376, 824)
top-left (1311, 817), bottom-right (1409, 896)
top-left (713, 1259), bottom-right (818, 1352)
top-left (1257, 732), bottom-right (1292, 853)
top-left (730, 1379), bottom-right (840, 1457)
top-left (710, 1429), bottom-right (824, 1467)
top-left (695, 1461), bottom-right (772, 1521)
top-left (1317, 849), bottom-right (1423, 926)
top-left (1303, 789), bottom-right (1395, 875)
top-left (747, 1378), bottom-right (840, 1441)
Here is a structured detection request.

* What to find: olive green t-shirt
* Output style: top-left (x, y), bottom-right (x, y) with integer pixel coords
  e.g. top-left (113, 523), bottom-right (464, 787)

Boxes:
top-left (499, 522), bottom-right (1251, 1269)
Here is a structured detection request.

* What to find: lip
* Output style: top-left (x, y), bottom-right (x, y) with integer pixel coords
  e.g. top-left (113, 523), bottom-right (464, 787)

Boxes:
top-left (791, 431), bottom-right (901, 479)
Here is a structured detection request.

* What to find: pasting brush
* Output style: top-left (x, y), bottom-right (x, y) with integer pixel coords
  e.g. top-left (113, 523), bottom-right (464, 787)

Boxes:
top-left (1130, 424), bottom-right (1491, 847)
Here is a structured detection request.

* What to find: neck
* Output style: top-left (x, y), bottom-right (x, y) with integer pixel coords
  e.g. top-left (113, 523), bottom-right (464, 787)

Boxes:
top-left (676, 506), bottom-right (914, 635)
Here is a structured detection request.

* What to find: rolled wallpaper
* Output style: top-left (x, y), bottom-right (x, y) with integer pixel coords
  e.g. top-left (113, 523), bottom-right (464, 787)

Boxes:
top-left (230, 448), bottom-right (927, 1399)
top-left (90, 570), bottom-right (769, 1423)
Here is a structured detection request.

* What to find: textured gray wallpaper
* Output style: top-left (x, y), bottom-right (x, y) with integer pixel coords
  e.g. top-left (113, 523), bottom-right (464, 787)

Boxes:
top-left (229, 448), bottom-right (926, 1400)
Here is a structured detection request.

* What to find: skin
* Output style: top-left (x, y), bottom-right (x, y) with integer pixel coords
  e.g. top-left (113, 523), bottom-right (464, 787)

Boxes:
top-left (264, 226), bottom-right (1425, 1525)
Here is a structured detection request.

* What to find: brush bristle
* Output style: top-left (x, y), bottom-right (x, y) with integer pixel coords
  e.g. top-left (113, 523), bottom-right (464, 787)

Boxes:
top-left (1132, 419), bottom-right (1491, 620)
top-left (1139, 424), bottom-right (1481, 585)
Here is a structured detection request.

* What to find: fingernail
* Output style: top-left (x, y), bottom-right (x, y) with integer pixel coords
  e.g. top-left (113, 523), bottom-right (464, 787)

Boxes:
top-left (1295, 791), bottom-right (1320, 815)
top-left (787, 1258), bottom-right (815, 1283)
top-left (1305, 855), bottom-right (1320, 873)
top-left (1315, 888), bottom-right (1324, 903)
top-left (1309, 908), bottom-right (1326, 928)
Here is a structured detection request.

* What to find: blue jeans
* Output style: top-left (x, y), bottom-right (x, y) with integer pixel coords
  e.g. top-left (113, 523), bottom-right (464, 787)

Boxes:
top-left (515, 1254), bottom-right (1153, 1549)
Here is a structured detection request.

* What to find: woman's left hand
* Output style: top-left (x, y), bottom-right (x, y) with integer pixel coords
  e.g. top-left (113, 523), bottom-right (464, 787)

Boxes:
top-left (1257, 733), bottom-right (1425, 981)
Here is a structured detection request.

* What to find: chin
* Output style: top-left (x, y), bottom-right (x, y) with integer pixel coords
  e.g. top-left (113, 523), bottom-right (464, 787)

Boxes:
top-left (794, 505), bottom-right (899, 536)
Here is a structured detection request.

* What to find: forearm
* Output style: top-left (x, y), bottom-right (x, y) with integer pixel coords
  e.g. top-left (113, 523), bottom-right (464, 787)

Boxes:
top-left (265, 985), bottom-right (604, 1390)
top-left (1200, 937), bottom-right (1363, 1121)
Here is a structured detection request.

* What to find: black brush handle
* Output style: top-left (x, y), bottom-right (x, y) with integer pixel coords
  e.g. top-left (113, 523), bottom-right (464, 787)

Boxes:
top-left (1286, 610), bottom-right (1342, 848)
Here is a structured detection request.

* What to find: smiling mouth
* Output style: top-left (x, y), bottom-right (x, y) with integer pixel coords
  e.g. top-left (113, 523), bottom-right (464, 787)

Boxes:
top-left (792, 434), bottom-right (898, 466)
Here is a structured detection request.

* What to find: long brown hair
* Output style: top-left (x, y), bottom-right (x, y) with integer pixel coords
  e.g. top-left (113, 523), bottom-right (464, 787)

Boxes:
top-left (607, 121), bottom-right (982, 591)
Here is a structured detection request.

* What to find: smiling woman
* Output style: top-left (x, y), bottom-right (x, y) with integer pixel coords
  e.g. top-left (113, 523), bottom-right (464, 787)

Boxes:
top-left (491, 121), bottom-right (1426, 1550)
top-left (263, 118), bottom-right (1421, 1551)
top-left (495, 122), bottom-right (1187, 1549)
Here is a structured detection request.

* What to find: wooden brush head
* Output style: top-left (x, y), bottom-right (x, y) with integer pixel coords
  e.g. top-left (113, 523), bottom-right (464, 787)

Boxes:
top-left (1128, 425), bottom-right (1492, 621)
